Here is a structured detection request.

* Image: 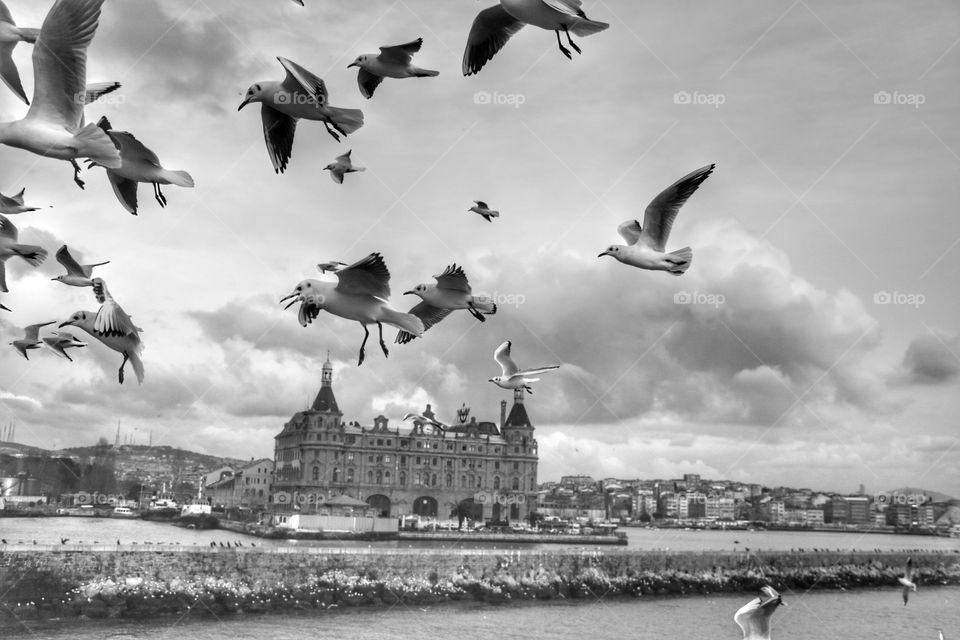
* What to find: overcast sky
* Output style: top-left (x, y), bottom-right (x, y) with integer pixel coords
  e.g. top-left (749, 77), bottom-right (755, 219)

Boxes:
top-left (1, 0), bottom-right (958, 495)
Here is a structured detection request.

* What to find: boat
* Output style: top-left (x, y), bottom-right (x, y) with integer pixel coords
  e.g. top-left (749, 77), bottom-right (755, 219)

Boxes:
top-left (110, 506), bottom-right (140, 519)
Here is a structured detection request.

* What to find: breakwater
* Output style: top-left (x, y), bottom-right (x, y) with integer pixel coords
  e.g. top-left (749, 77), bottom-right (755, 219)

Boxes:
top-left (1, 547), bottom-right (957, 624)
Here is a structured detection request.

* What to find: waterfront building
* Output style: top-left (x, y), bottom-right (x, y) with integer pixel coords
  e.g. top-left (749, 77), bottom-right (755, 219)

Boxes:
top-left (203, 458), bottom-right (274, 510)
top-left (271, 357), bottom-right (539, 523)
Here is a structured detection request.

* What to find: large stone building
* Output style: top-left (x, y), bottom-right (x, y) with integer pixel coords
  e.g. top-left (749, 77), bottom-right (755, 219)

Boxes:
top-left (272, 357), bottom-right (539, 523)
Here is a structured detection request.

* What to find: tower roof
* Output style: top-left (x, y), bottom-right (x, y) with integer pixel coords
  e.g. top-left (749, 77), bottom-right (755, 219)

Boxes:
top-left (504, 389), bottom-right (532, 428)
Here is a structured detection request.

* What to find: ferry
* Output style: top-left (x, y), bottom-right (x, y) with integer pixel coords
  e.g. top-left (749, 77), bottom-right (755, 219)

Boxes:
top-left (110, 506), bottom-right (140, 519)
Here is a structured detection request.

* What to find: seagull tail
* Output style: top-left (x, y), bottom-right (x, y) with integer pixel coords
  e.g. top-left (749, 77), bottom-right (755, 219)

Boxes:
top-left (470, 297), bottom-right (497, 314)
top-left (129, 351), bottom-right (145, 385)
top-left (666, 247), bottom-right (692, 276)
top-left (568, 18), bottom-right (610, 37)
top-left (326, 107), bottom-right (365, 135)
top-left (380, 308), bottom-right (425, 338)
top-left (76, 122), bottom-right (122, 169)
top-left (163, 170), bottom-right (195, 188)
top-left (16, 28), bottom-right (40, 43)
top-left (395, 329), bottom-right (417, 345)
top-left (12, 244), bottom-right (47, 267)
top-left (412, 68), bottom-right (440, 77)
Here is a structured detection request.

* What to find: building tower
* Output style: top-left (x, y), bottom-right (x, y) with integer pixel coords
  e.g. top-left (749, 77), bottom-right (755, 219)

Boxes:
top-left (499, 387), bottom-right (539, 521)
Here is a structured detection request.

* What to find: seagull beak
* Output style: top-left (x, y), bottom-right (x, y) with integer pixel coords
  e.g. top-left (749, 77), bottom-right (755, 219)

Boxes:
top-left (58, 321), bottom-right (73, 328)
top-left (280, 292), bottom-right (300, 310)
top-left (0, 304), bottom-right (9, 312)
top-left (597, 251), bottom-right (608, 258)
top-left (238, 97), bottom-right (251, 111)
top-left (347, 62), bottom-right (357, 68)
top-left (403, 290), bottom-right (415, 295)
top-left (487, 378), bottom-right (495, 383)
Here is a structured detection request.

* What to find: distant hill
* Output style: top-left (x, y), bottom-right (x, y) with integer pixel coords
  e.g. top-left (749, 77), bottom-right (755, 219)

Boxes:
top-left (62, 444), bottom-right (244, 470)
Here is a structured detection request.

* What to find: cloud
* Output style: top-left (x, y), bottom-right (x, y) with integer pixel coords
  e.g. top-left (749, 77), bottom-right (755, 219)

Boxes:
top-left (899, 333), bottom-right (960, 385)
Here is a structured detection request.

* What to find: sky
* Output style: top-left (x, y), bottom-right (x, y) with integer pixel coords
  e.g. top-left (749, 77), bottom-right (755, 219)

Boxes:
top-left (0, 0), bottom-right (958, 496)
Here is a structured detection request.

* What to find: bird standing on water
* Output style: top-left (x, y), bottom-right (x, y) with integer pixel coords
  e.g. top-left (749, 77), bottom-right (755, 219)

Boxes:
top-left (348, 38), bottom-right (439, 99)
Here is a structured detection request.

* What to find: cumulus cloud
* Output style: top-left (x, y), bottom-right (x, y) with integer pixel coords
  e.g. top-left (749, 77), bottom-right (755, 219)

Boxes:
top-left (899, 333), bottom-right (960, 385)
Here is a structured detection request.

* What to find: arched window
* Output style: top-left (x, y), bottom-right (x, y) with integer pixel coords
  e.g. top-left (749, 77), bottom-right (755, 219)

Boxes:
top-left (399, 472), bottom-right (406, 486)
top-left (445, 473), bottom-right (453, 488)
top-left (367, 470), bottom-right (373, 483)
top-left (461, 475), bottom-right (466, 487)
top-left (431, 473), bottom-right (437, 487)
top-left (312, 466), bottom-right (320, 481)
top-left (346, 468), bottom-right (354, 483)
top-left (332, 468), bottom-right (340, 482)
top-left (512, 477), bottom-right (519, 490)
top-left (493, 476), bottom-right (501, 489)
top-left (384, 471), bottom-right (391, 484)
top-left (415, 472), bottom-right (422, 486)
top-left (376, 470), bottom-right (382, 485)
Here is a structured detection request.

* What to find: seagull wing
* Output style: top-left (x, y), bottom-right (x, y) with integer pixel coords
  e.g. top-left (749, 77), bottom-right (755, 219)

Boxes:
top-left (82, 80), bottom-right (120, 105)
top-left (111, 130), bottom-right (162, 167)
top-left (0, 42), bottom-right (28, 104)
top-left (277, 56), bottom-right (328, 107)
top-left (462, 5), bottom-right (525, 76)
top-left (260, 105), bottom-right (297, 174)
top-left (26, 0), bottom-right (104, 127)
top-left (23, 321), bottom-right (55, 341)
top-left (475, 200), bottom-right (488, 208)
top-left (11, 189), bottom-right (25, 205)
top-left (433, 264), bottom-right (471, 293)
top-left (56, 245), bottom-right (87, 277)
top-left (639, 164), bottom-right (714, 251)
top-left (904, 556), bottom-right (913, 581)
top-left (357, 68), bottom-right (383, 99)
top-left (516, 365), bottom-right (560, 377)
top-left (494, 340), bottom-right (518, 376)
top-left (542, 0), bottom-right (585, 16)
top-left (107, 171), bottom-right (139, 215)
top-left (0, 2), bottom-right (13, 23)
top-left (616, 219), bottom-right (643, 245)
top-left (329, 168), bottom-right (344, 184)
top-left (378, 38), bottom-right (423, 65)
top-left (0, 214), bottom-right (18, 240)
top-left (0, 191), bottom-right (17, 210)
top-left (335, 253), bottom-right (391, 299)
top-left (0, 262), bottom-right (6, 293)
top-left (396, 301), bottom-right (451, 344)
top-left (91, 278), bottom-right (137, 338)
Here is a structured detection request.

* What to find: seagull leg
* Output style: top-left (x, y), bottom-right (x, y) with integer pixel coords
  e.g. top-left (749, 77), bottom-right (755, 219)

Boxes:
top-left (377, 322), bottom-right (389, 358)
top-left (71, 160), bottom-right (85, 190)
top-left (562, 25), bottom-right (582, 54)
top-left (118, 354), bottom-right (128, 384)
top-left (154, 183), bottom-right (167, 208)
top-left (322, 121), bottom-right (342, 143)
top-left (524, 385), bottom-right (533, 395)
top-left (326, 119), bottom-right (349, 140)
top-left (358, 325), bottom-right (370, 366)
top-left (64, 352), bottom-right (73, 363)
top-left (554, 31), bottom-right (573, 60)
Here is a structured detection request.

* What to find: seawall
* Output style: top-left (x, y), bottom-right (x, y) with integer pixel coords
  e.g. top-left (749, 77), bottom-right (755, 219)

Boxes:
top-left (1, 547), bottom-right (957, 624)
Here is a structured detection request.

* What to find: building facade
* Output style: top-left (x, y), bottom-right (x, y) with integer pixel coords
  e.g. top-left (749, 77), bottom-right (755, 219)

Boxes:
top-left (272, 357), bottom-right (539, 523)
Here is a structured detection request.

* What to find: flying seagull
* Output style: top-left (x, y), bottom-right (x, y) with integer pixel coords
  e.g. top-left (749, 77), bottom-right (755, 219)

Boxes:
top-left (734, 586), bottom-right (784, 640)
top-left (0, 0), bottom-right (120, 189)
top-left (0, 0), bottom-right (39, 104)
top-left (10, 321), bottom-right (55, 360)
top-left (402, 413), bottom-right (448, 434)
top-left (489, 340), bottom-right (559, 393)
top-left (898, 556), bottom-right (917, 605)
top-left (463, 0), bottom-right (609, 76)
top-left (60, 278), bottom-right (144, 384)
top-left (317, 261), bottom-right (347, 274)
top-left (42, 331), bottom-right (87, 361)
top-left (281, 253), bottom-right (424, 366)
top-left (0, 188), bottom-right (42, 214)
top-left (469, 201), bottom-right (499, 222)
top-left (239, 57), bottom-right (364, 174)
top-left (397, 264), bottom-right (496, 344)
top-left (324, 149), bottom-right (365, 184)
top-left (348, 38), bottom-right (439, 99)
top-left (52, 245), bottom-right (109, 287)
top-left (88, 117), bottom-right (194, 215)
top-left (599, 163), bottom-right (715, 275)
top-left (0, 214), bottom-right (47, 293)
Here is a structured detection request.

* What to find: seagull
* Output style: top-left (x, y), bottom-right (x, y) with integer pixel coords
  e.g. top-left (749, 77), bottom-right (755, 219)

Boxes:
top-left (10, 321), bottom-right (55, 359)
top-left (280, 253), bottom-right (425, 366)
top-left (0, 188), bottom-right (42, 214)
top-left (0, 0), bottom-right (120, 189)
top-left (898, 556), bottom-right (917, 605)
top-left (42, 331), bottom-right (86, 361)
top-left (60, 278), bottom-right (143, 384)
top-left (463, 0), bottom-right (609, 76)
top-left (598, 164), bottom-right (714, 275)
top-left (52, 244), bottom-right (109, 287)
top-left (402, 413), bottom-right (448, 433)
top-left (317, 261), bottom-right (347, 274)
top-left (87, 117), bottom-right (194, 215)
top-left (324, 149), bottom-right (365, 184)
top-left (0, 0), bottom-right (39, 104)
top-left (469, 201), bottom-right (499, 222)
top-left (0, 214), bottom-right (48, 292)
top-left (78, 80), bottom-right (121, 106)
top-left (489, 340), bottom-right (559, 393)
top-left (734, 585), bottom-right (784, 640)
top-left (348, 38), bottom-right (439, 99)
top-left (396, 264), bottom-right (496, 344)
top-left (239, 57), bottom-right (364, 174)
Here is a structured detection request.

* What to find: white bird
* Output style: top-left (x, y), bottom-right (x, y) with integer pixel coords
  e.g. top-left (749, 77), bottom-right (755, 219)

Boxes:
top-left (898, 556), bottom-right (917, 605)
top-left (348, 38), bottom-right (439, 99)
top-left (42, 331), bottom-right (86, 361)
top-left (0, 0), bottom-right (39, 104)
top-left (397, 264), bottom-right (496, 344)
top-left (324, 149), bottom-right (365, 184)
top-left (317, 261), bottom-right (347, 274)
top-left (60, 278), bottom-right (143, 384)
top-left (489, 340), bottom-right (559, 394)
top-left (51, 244), bottom-right (108, 287)
top-left (239, 57), bottom-right (364, 174)
top-left (0, 0), bottom-right (120, 189)
top-left (734, 586), bottom-right (784, 640)
top-left (598, 164), bottom-right (714, 275)
top-left (0, 188), bottom-right (42, 214)
top-left (280, 253), bottom-right (424, 366)
top-left (0, 214), bottom-right (47, 293)
top-left (87, 117), bottom-right (194, 215)
top-left (463, 0), bottom-right (609, 75)
top-left (469, 201), bottom-right (499, 222)
top-left (10, 321), bottom-right (55, 360)
top-left (402, 413), bottom-right (448, 433)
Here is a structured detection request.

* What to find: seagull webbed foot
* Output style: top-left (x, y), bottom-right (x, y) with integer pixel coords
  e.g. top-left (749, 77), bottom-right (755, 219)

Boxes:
top-left (154, 183), bottom-right (167, 208)
top-left (563, 26), bottom-right (582, 54)
top-left (377, 322), bottom-right (389, 358)
top-left (555, 31), bottom-right (573, 59)
top-left (71, 160), bottom-right (85, 189)
top-left (323, 122), bottom-right (342, 143)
